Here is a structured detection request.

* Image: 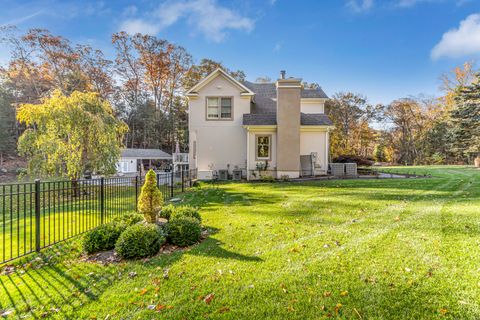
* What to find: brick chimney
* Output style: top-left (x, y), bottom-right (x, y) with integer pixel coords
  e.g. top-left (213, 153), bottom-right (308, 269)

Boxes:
top-left (276, 72), bottom-right (302, 178)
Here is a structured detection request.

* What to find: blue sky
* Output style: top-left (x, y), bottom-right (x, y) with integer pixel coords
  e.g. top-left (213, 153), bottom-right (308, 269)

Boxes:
top-left (0, 0), bottom-right (479, 105)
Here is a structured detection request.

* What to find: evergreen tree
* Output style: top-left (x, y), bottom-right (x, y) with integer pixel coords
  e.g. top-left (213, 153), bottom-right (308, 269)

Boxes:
top-left (450, 73), bottom-right (480, 159)
top-left (138, 169), bottom-right (164, 223)
top-left (0, 85), bottom-right (16, 166)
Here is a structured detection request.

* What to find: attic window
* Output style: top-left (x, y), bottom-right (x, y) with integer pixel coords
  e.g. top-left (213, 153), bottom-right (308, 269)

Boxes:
top-left (207, 97), bottom-right (232, 120)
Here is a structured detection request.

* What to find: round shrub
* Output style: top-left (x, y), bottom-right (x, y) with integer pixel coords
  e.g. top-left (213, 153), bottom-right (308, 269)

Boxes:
top-left (83, 222), bottom-right (125, 254)
top-left (170, 206), bottom-right (202, 223)
top-left (113, 212), bottom-right (143, 226)
top-left (115, 223), bottom-right (165, 259)
top-left (159, 204), bottom-right (176, 220)
top-left (165, 217), bottom-right (202, 247)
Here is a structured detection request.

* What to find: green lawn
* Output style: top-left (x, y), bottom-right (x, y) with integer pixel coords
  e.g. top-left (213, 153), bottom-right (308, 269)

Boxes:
top-left (1, 166), bottom-right (479, 319)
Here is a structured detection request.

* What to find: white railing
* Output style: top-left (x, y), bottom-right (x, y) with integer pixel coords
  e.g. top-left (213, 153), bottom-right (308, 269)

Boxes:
top-left (173, 153), bottom-right (189, 164)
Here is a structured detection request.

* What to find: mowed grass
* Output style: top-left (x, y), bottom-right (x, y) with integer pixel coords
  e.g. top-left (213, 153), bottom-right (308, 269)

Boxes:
top-left (1, 166), bottom-right (480, 319)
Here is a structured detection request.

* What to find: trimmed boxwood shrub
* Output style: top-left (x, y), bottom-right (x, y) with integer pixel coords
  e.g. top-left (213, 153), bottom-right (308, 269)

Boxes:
top-left (83, 222), bottom-right (125, 254)
top-left (115, 223), bottom-right (165, 259)
top-left (165, 217), bottom-right (202, 247)
top-left (170, 206), bottom-right (202, 223)
top-left (159, 204), bottom-right (176, 220)
top-left (113, 212), bottom-right (143, 226)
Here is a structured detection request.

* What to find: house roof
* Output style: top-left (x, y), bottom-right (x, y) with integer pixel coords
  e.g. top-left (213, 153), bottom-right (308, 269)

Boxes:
top-left (121, 149), bottom-right (172, 159)
top-left (243, 113), bottom-right (333, 126)
top-left (242, 81), bottom-right (329, 114)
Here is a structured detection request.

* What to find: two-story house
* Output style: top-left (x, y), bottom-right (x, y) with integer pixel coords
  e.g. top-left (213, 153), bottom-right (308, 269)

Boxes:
top-left (186, 68), bottom-right (333, 180)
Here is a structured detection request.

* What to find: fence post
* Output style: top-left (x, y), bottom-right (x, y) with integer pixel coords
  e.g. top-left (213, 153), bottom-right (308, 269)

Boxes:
top-left (35, 179), bottom-right (41, 252)
top-left (170, 171), bottom-right (174, 198)
top-left (100, 177), bottom-right (105, 224)
top-left (181, 169), bottom-right (184, 193)
top-left (135, 175), bottom-right (139, 212)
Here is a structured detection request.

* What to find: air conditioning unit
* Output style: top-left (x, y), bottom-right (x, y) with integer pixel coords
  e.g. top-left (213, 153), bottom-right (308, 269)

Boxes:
top-left (232, 169), bottom-right (242, 181)
top-left (218, 170), bottom-right (229, 180)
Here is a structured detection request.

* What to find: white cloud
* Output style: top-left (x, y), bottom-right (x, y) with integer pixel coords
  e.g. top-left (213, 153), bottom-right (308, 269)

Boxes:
top-left (118, 0), bottom-right (254, 42)
top-left (0, 10), bottom-right (44, 27)
top-left (119, 19), bottom-right (161, 35)
top-left (396, 0), bottom-right (470, 8)
top-left (346, 0), bottom-right (374, 12)
top-left (431, 13), bottom-right (480, 60)
top-left (156, 0), bottom-right (254, 42)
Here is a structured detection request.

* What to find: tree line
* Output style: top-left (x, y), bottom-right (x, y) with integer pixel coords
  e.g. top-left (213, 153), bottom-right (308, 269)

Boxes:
top-left (0, 27), bottom-right (479, 167)
top-left (0, 27), bottom-right (244, 165)
top-left (326, 62), bottom-right (479, 165)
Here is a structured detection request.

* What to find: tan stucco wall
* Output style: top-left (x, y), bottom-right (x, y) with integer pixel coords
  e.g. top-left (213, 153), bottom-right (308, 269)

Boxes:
top-left (300, 130), bottom-right (328, 174)
top-left (276, 79), bottom-right (301, 177)
top-left (188, 75), bottom-right (250, 176)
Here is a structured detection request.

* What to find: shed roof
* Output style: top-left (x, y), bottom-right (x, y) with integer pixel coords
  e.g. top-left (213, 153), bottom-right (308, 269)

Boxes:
top-left (121, 149), bottom-right (172, 159)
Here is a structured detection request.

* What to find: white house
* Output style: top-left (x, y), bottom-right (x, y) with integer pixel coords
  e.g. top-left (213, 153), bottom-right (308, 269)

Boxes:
top-left (186, 68), bottom-right (334, 180)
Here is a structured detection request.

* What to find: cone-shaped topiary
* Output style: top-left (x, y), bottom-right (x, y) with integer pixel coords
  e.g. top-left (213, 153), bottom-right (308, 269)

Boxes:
top-left (138, 169), bottom-right (163, 223)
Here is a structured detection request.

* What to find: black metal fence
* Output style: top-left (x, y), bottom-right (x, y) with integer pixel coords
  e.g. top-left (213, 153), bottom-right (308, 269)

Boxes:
top-left (0, 169), bottom-right (197, 264)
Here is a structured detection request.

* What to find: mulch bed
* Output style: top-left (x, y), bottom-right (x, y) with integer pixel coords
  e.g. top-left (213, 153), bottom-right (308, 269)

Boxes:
top-left (80, 228), bottom-right (209, 265)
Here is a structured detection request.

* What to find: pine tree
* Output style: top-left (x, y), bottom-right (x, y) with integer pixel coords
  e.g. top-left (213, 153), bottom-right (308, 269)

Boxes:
top-left (450, 73), bottom-right (480, 158)
top-left (137, 169), bottom-right (164, 223)
top-left (0, 86), bottom-right (16, 167)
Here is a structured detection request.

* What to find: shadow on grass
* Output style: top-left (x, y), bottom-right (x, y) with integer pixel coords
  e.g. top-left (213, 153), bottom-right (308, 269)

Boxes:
top-left (188, 173), bottom-right (478, 210)
top-left (0, 224), bottom-right (261, 318)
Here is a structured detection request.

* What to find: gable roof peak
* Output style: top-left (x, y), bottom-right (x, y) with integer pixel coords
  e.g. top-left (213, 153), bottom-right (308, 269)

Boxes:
top-left (185, 67), bottom-right (254, 97)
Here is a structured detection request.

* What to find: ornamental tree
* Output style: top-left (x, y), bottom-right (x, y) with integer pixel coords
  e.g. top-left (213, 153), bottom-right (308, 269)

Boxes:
top-left (138, 169), bottom-right (164, 223)
top-left (16, 90), bottom-right (128, 183)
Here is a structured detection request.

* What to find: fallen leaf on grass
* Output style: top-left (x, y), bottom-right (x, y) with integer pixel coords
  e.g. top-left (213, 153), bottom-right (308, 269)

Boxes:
top-left (139, 288), bottom-right (148, 296)
top-left (323, 291), bottom-right (332, 297)
top-left (439, 308), bottom-right (448, 315)
top-left (340, 291), bottom-right (348, 296)
top-left (334, 303), bottom-right (342, 314)
top-left (204, 293), bottom-right (215, 304)
top-left (218, 307), bottom-right (230, 313)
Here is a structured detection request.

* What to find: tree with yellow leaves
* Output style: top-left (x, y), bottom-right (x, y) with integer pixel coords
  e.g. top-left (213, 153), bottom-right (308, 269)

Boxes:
top-left (16, 90), bottom-right (128, 185)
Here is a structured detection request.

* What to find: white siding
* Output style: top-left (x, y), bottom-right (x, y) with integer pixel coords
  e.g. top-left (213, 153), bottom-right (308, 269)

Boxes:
top-left (117, 157), bottom-right (137, 173)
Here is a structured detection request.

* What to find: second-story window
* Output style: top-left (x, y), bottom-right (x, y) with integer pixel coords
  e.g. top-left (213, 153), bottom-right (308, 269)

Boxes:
top-left (207, 97), bottom-right (232, 120)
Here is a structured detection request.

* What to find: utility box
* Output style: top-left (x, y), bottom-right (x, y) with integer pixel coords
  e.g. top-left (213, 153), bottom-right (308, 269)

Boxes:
top-left (232, 169), bottom-right (242, 181)
top-left (330, 163), bottom-right (345, 176)
top-left (218, 170), bottom-right (229, 180)
top-left (345, 163), bottom-right (358, 176)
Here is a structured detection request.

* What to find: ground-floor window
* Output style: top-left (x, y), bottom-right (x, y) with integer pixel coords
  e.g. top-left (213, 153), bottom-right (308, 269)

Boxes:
top-left (256, 135), bottom-right (271, 160)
